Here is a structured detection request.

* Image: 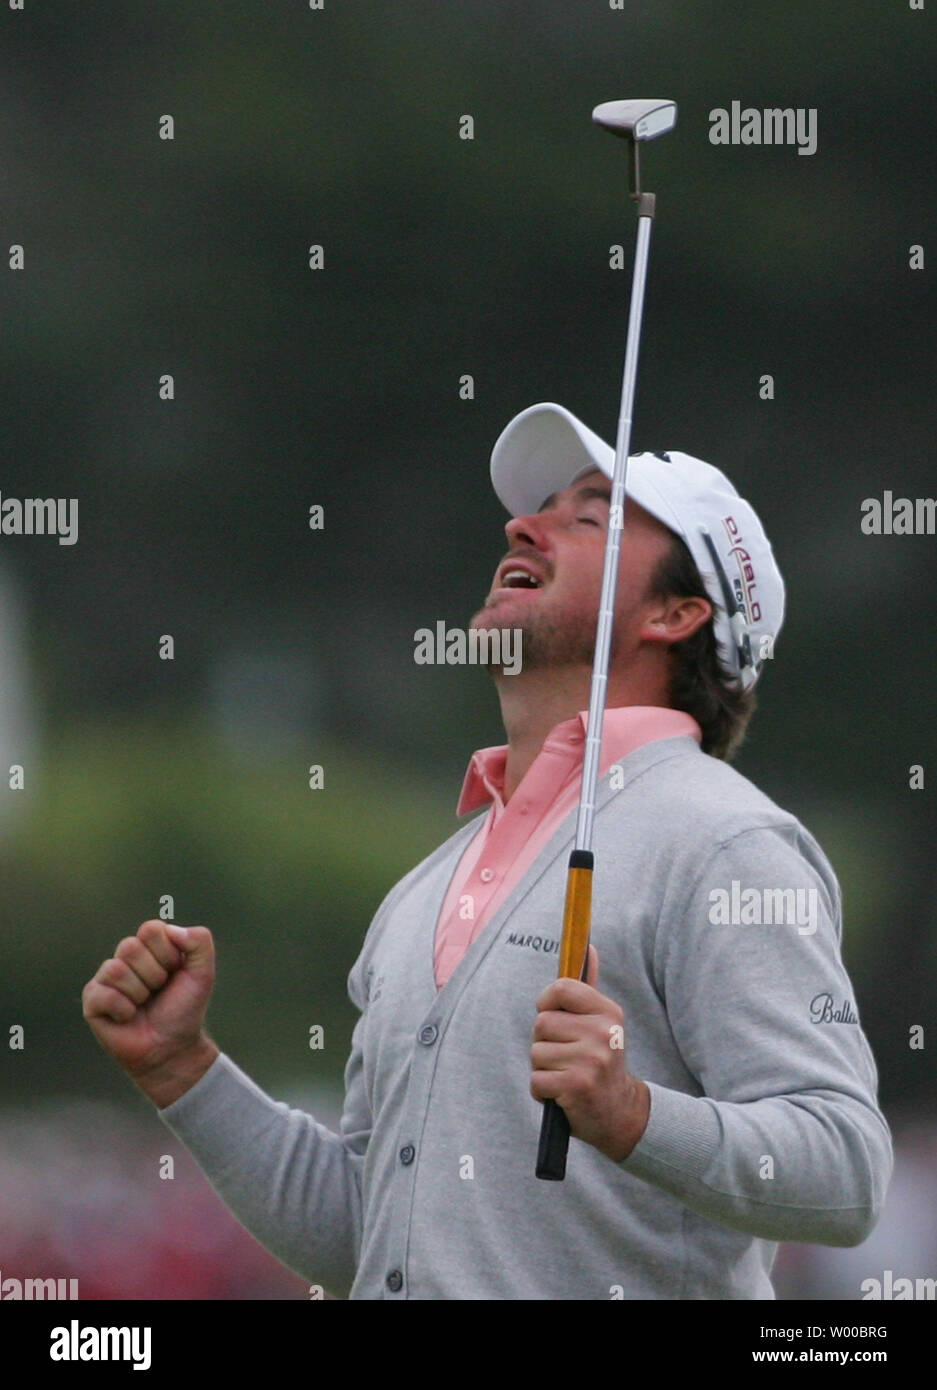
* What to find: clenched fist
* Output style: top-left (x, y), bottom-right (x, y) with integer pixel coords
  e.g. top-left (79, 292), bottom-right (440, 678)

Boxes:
top-left (82, 920), bottom-right (219, 1108)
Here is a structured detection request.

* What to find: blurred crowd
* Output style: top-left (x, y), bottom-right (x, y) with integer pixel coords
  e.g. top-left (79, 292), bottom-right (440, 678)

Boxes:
top-left (0, 1097), bottom-right (308, 1299)
top-left (1, 1097), bottom-right (933, 1301)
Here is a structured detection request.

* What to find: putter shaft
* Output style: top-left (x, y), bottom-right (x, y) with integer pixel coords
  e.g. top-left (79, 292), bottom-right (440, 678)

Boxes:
top-left (535, 191), bottom-right (658, 1184)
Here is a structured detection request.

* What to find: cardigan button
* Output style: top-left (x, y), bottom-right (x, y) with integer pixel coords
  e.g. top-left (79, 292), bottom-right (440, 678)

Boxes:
top-left (418, 1024), bottom-right (438, 1045)
top-left (400, 1144), bottom-right (415, 1165)
top-left (386, 1270), bottom-right (403, 1293)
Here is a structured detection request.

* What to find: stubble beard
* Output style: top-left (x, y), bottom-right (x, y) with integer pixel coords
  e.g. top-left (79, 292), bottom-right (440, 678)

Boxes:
top-left (470, 594), bottom-right (614, 673)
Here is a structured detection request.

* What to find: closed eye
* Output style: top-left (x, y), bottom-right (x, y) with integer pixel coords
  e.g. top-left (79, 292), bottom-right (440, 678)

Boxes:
top-left (576, 515), bottom-right (602, 526)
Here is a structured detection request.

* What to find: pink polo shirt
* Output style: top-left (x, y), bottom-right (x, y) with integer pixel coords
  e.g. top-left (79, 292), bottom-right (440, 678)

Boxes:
top-left (433, 706), bottom-right (702, 988)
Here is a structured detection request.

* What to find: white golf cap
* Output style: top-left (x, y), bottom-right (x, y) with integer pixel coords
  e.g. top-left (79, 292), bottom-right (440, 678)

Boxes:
top-left (490, 402), bottom-right (785, 690)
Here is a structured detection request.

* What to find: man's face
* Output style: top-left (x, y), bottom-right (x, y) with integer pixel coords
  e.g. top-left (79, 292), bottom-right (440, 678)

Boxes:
top-left (470, 468), bottom-right (677, 670)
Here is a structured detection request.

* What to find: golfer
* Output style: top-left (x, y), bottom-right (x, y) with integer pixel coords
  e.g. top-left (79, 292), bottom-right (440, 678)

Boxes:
top-left (82, 403), bottom-right (892, 1299)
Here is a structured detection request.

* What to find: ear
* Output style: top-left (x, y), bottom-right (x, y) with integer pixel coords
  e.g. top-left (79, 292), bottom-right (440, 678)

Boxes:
top-left (640, 594), bottom-right (712, 647)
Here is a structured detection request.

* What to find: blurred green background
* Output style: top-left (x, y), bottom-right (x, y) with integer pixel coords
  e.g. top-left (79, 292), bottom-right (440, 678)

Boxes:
top-left (0, 0), bottom-right (935, 1299)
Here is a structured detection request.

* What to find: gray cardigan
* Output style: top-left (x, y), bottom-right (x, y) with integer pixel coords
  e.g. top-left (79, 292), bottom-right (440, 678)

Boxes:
top-left (158, 735), bottom-right (893, 1299)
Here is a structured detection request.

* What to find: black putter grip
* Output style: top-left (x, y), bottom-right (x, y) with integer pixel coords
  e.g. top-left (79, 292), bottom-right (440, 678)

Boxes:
top-left (536, 1098), bottom-right (571, 1180)
top-left (535, 849), bottom-right (594, 1181)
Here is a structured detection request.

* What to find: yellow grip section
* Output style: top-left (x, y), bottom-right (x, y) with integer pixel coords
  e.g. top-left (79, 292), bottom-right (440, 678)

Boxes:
top-left (558, 865), bottom-right (593, 980)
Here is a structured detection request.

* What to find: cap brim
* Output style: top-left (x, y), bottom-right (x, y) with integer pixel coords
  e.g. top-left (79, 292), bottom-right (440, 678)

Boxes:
top-left (490, 403), bottom-right (616, 516)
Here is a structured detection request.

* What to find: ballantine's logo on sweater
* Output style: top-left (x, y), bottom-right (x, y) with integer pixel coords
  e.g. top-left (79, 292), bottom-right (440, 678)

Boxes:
top-left (809, 992), bottom-right (858, 1025)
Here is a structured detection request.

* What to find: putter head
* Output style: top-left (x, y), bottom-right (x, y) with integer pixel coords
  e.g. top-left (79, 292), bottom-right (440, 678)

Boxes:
top-left (592, 99), bottom-right (677, 142)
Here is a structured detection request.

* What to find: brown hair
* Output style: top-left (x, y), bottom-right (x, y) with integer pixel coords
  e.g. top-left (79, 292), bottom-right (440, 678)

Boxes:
top-left (646, 531), bottom-right (757, 761)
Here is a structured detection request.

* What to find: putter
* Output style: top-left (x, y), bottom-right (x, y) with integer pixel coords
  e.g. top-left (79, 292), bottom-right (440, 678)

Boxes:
top-left (535, 98), bottom-right (678, 1181)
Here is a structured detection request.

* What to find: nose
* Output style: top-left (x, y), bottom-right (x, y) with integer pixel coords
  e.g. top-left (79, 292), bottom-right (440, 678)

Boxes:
top-left (505, 510), bottom-right (551, 550)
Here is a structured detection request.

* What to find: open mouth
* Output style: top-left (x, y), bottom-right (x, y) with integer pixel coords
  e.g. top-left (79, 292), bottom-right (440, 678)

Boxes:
top-left (499, 569), bottom-right (544, 590)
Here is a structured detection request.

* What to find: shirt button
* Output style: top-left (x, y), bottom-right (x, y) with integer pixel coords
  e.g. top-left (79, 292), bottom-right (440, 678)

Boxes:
top-left (479, 867), bottom-right (495, 883)
top-left (418, 1024), bottom-right (438, 1045)
top-left (386, 1270), bottom-right (403, 1293)
top-left (399, 1144), bottom-right (415, 1165)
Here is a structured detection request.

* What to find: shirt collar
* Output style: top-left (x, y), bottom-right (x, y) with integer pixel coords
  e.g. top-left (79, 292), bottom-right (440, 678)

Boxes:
top-left (456, 705), bottom-right (702, 815)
